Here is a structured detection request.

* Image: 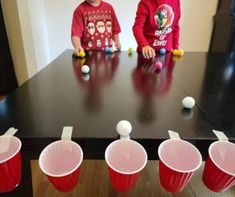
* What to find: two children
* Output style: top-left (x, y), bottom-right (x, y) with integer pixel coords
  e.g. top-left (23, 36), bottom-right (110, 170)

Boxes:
top-left (71, 0), bottom-right (181, 58)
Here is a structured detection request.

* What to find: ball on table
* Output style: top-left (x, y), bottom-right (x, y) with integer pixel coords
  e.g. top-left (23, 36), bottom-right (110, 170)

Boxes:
top-left (105, 47), bottom-right (110, 54)
top-left (160, 48), bottom-right (166, 55)
top-left (77, 50), bottom-right (86, 58)
top-left (81, 65), bottom-right (90, 74)
top-left (155, 61), bottom-right (163, 70)
top-left (116, 120), bottom-right (132, 138)
top-left (172, 49), bottom-right (184, 57)
top-left (182, 97), bottom-right (195, 109)
top-left (128, 48), bottom-right (134, 55)
top-left (172, 49), bottom-right (179, 56)
top-left (178, 49), bottom-right (184, 56)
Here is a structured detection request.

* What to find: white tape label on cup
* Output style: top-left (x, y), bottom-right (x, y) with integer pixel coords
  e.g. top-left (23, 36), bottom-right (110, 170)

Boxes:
top-left (120, 135), bottom-right (130, 140)
top-left (61, 126), bottom-right (73, 141)
top-left (3, 128), bottom-right (18, 136)
top-left (168, 130), bottom-right (181, 140)
top-left (0, 128), bottom-right (18, 154)
top-left (212, 130), bottom-right (229, 141)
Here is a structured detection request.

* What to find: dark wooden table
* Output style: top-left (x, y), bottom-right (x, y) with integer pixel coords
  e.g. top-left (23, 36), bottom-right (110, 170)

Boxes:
top-left (0, 50), bottom-right (235, 196)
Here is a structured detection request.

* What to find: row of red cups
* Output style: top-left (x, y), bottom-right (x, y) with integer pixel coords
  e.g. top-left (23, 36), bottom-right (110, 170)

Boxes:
top-left (1, 128), bottom-right (235, 193)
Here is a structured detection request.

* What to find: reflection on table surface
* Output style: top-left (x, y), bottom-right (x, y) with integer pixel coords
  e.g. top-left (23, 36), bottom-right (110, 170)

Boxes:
top-left (73, 51), bottom-right (120, 112)
top-left (31, 160), bottom-right (235, 197)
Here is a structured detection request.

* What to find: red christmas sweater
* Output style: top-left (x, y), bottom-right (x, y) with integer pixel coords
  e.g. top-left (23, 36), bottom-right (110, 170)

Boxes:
top-left (71, 1), bottom-right (121, 51)
top-left (133, 0), bottom-right (181, 52)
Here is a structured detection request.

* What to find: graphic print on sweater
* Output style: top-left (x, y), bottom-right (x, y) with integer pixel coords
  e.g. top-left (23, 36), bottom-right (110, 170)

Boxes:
top-left (153, 4), bottom-right (174, 47)
top-left (84, 10), bottom-right (113, 49)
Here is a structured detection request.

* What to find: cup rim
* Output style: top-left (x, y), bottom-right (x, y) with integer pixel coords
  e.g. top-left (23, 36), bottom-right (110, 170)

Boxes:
top-left (158, 139), bottom-right (202, 173)
top-left (105, 139), bottom-right (148, 175)
top-left (39, 140), bottom-right (83, 177)
top-left (0, 135), bottom-right (22, 164)
top-left (209, 140), bottom-right (235, 176)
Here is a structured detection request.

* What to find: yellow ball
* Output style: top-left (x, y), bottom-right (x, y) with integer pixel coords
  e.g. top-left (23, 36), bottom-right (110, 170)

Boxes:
top-left (178, 49), bottom-right (184, 56)
top-left (172, 49), bottom-right (179, 56)
top-left (77, 50), bottom-right (86, 58)
top-left (128, 48), bottom-right (134, 54)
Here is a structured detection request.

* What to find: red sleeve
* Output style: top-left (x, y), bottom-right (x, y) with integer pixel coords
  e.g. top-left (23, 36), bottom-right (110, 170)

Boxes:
top-left (111, 7), bottom-right (121, 34)
top-left (132, 2), bottom-right (149, 49)
top-left (172, 0), bottom-right (181, 49)
top-left (71, 8), bottom-right (84, 37)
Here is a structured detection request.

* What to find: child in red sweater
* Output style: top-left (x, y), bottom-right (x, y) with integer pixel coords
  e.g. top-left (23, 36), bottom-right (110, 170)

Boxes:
top-left (133, 0), bottom-right (181, 59)
top-left (71, 0), bottom-right (121, 53)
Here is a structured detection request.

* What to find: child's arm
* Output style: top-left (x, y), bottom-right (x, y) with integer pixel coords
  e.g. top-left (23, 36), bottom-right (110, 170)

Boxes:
top-left (133, 2), bottom-right (155, 58)
top-left (142, 46), bottom-right (155, 59)
top-left (172, 0), bottom-right (181, 49)
top-left (111, 6), bottom-right (121, 50)
top-left (71, 36), bottom-right (84, 54)
top-left (71, 8), bottom-right (84, 53)
top-left (132, 2), bottom-right (150, 51)
top-left (113, 34), bottom-right (121, 50)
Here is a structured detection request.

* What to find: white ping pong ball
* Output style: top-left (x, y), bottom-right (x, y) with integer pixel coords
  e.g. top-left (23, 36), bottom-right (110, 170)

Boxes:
top-left (81, 65), bottom-right (90, 74)
top-left (182, 97), bottom-right (195, 109)
top-left (116, 120), bottom-right (132, 137)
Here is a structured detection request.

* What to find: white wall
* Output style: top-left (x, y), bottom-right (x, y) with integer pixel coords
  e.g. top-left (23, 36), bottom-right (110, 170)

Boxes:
top-left (43, 0), bottom-right (78, 60)
top-left (17, 0), bottom-right (38, 77)
top-left (108, 0), bottom-right (138, 52)
top-left (27, 1), bottom-right (50, 71)
top-left (180, 0), bottom-right (218, 51)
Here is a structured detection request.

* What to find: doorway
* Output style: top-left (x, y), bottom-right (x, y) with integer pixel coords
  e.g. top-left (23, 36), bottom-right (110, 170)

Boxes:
top-left (0, 2), bottom-right (18, 95)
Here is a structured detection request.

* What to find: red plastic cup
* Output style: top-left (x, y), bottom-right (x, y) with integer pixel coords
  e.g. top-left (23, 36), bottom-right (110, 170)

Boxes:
top-left (105, 139), bottom-right (147, 192)
top-left (39, 140), bottom-right (83, 192)
top-left (0, 135), bottom-right (22, 193)
top-left (158, 139), bottom-right (202, 193)
top-left (203, 141), bottom-right (235, 192)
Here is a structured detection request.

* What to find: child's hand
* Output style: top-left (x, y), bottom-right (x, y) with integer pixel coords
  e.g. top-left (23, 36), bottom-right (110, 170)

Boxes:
top-left (114, 41), bottom-right (121, 50)
top-left (142, 46), bottom-right (156, 59)
top-left (113, 34), bottom-right (121, 50)
top-left (74, 46), bottom-right (84, 55)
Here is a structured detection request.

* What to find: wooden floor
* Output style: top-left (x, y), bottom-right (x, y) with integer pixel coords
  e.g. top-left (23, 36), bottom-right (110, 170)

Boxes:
top-left (31, 160), bottom-right (235, 197)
